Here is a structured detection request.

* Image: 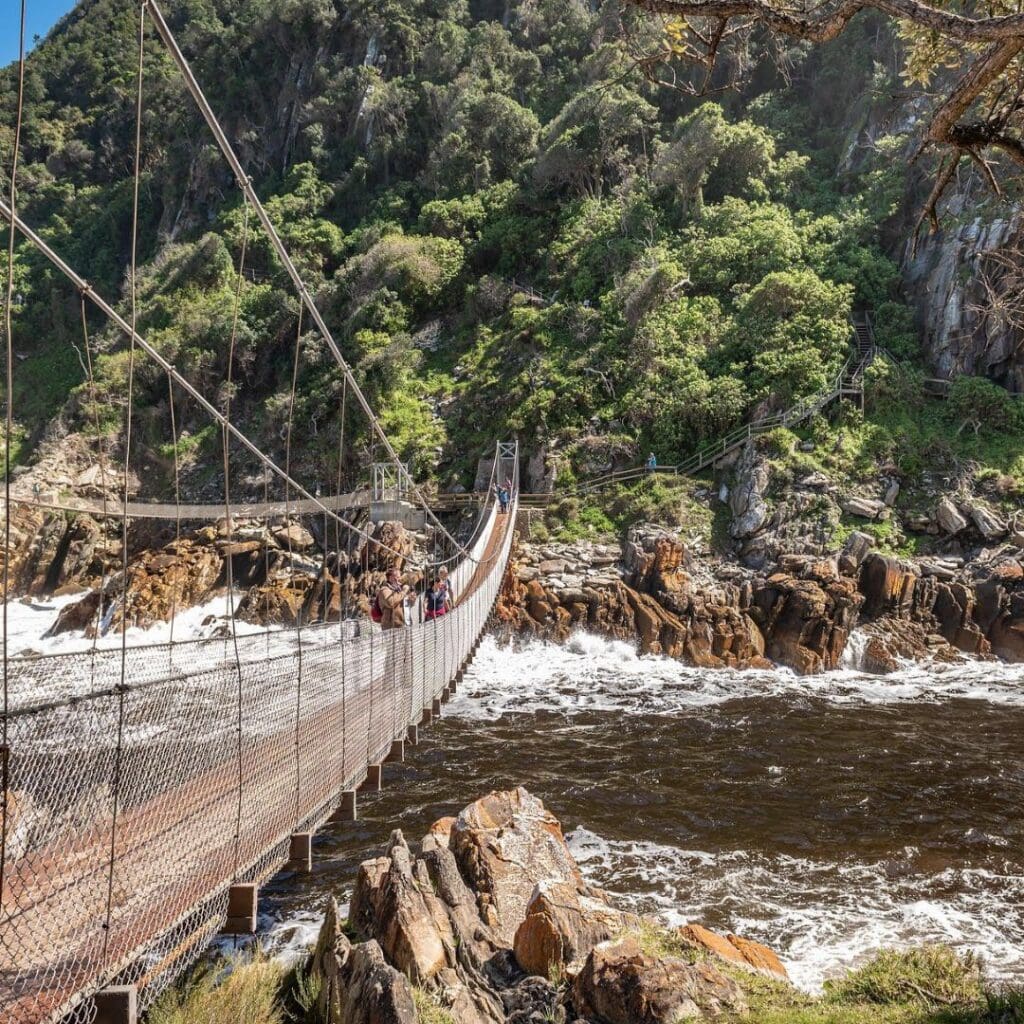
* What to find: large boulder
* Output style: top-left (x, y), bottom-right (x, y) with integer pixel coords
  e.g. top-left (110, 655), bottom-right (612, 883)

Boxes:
top-left (348, 831), bottom-right (453, 983)
top-left (571, 936), bottom-right (746, 1024)
top-left (729, 447), bottom-right (770, 540)
top-left (936, 497), bottom-right (969, 535)
top-left (966, 502), bottom-right (1007, 541)
top-left (676, 924), bottom-right (788, 980)
top-left (859, 553), bottom-right (917, 619)
top-left (451, 787), bottom-right (582, 946)
top-left (513, 879), bottom-right (640, 977)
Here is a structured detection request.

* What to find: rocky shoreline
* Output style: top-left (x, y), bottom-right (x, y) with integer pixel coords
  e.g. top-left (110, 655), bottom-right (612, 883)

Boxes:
top-left (494, 524), bottom-right (1024, 675)
top-left (2, 435), bottom-right (1022, 672)
top-left (303, 787), bottom-right (787, 1024)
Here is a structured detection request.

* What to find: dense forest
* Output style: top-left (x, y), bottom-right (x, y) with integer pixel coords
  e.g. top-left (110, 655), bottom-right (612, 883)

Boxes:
top-left (1, 0), bottom-right (1022, 506)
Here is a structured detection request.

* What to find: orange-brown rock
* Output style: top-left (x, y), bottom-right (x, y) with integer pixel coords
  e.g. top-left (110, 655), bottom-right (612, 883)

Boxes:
top-left (727, 933), bottom-right (789, 980)
top-left (348, 832), bottom-right (453, 984)
top-left (450, 786), bottom-right (582, 945)
top-left (572, 936), bottom-right (747, 1024)
top-left (47, 536), bottom-right (224, 634)
top-left (513, 879), bottom-right (640, 977)
top-left (677, 924), bottom-right (789, 980)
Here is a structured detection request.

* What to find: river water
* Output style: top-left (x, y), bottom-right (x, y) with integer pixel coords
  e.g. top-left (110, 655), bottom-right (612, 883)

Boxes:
top-left (254, 632), bottom-right (1024, 992)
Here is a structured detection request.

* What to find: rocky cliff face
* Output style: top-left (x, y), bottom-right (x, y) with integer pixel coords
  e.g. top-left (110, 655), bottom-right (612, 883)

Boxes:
top-left (902, 205), bottom-right (1024, 392)
top-left (309, 787), bottom-right (786, 1024)
top-left (496, 524), bottom-right (1024, 674)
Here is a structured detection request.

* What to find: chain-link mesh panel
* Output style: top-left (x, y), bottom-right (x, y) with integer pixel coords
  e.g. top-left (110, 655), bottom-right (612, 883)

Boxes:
top-left (1, 495), bottom-right (515, 1024)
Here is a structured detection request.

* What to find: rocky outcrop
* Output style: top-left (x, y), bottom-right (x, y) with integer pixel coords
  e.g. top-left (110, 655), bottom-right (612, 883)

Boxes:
top-left (46, 537), bottom-right (224, 635)
top-left (325, 788), bottom-right (786, 1024)
top-left (311, 897), bottom-right (417, 1024)
top-left (499, 531), bottom-right (861, 674)
top-left (902, 208), bottom-right (1024, 394)
top-left (677, 924), bottom-right (788, 980)
top-left (572, 936), bottom-right (747, 1024)
top-left (729, 446), bottom-right (770, 540)
top-left (501, 522), bottom-right (1024, 673)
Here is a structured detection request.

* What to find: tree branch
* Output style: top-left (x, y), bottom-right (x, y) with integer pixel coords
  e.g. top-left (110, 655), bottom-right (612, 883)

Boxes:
top-left (632, 0), bottom-right (1024, 43)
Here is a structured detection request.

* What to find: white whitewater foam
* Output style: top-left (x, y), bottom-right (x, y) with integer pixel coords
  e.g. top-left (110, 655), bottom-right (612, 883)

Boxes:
top-left (449, 632), bottom-right (1024, 718)
top-left (3, 590), bottom-right (274, 659)
top-left (567, 827), bottom-right (1024, 992)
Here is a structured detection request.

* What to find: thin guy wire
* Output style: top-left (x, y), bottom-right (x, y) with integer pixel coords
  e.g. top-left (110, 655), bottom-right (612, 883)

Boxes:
top-left (166, 374), bottom-right (182, 644)
top-left (224, 199), bottom-right (251, 881)
top-left (79, 298), bottom-right (113, 656)
top-left (285, 304), bottom-right (305, 827)
top-left (0, 0), bottom-right (27, 926)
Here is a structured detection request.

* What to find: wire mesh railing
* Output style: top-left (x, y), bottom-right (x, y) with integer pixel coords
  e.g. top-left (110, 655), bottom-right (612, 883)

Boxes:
top-left (0, 473), bottom-right (517, 1024)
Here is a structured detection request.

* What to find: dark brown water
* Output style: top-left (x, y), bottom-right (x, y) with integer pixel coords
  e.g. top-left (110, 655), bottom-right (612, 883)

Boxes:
top-left (253, 633), bottom-right (1024, 991)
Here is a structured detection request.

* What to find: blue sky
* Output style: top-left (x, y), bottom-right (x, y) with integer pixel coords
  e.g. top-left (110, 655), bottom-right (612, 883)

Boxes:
top-left (2, 0), bottom-right (76, 66)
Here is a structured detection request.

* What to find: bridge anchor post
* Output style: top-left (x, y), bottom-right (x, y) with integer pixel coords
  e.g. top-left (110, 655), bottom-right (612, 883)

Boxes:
top-left (287, 833), bottom-right (312, 873)
top-left (222, 883), bottom-right (258, 934)
top-left (362, 764), bottom-right (383, 791)
top-left (330, 789), bottom-right (357, 822)
top-left (93, 985), bottom-right (137, 1024)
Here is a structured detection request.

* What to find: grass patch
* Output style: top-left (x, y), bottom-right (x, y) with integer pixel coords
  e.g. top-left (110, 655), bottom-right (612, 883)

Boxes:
top-left (721, 946), bottom-right (1022, 1024)
top-left (147, 954), bottom-right (286, 1024)
top-left (413, 986), bottom-right (457, 1024)
top-left (827, 946), bottom-right (983, 1008)
top-left (621, 920), bottom-right (704, 963)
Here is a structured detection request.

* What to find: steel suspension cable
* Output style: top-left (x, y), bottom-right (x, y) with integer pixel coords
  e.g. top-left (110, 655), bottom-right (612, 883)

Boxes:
top-left (143, 0), bottom-right (474, 563)
top-left (0, 0), bottom-right (27, 929)
top-left (165, 372), bottom-right (182, 644)
top-left (105, 0), bottom-right (147, 962)
top-left (78, 297), bottom-right (113, 655)
top-left (0, 199), bottom-right (433, 568)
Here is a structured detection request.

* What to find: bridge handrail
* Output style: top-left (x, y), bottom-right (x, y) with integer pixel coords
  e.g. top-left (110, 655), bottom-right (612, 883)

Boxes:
top-left (0, 449), bottom-right (519, 1024)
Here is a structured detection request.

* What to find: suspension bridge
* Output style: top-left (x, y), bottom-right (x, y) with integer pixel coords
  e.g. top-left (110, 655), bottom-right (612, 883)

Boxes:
top-left (0, 2), bottom-right (519, 1022)
top-left (0, 0), bottom-right (895, 1017)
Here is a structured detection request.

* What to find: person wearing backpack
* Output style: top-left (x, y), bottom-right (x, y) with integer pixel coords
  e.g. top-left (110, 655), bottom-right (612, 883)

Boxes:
top-left (375, 568), bottom-right (409, 629)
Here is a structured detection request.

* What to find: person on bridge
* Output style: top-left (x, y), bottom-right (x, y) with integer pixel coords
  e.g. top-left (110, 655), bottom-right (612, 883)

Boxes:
top-left (496, 482), bottom-right (510, 513)
top-left (646, 452), bottom-right (657, 472)
top-left (424, 577), bottom-right (449, 620)
top-left (376, 568), bottom-right (410, 629)
top-left (437, 565), bottom-right (455, 610)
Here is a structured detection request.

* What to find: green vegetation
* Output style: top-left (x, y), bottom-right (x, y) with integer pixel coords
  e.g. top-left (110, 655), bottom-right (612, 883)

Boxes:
top-left (1, 0), bottom-right (934, 497)
top-left (147, 954), bottom-right (286, 1024)
top-left (725, 946), bottom-right (1023, 1024)
top-left (412, 986), bottom-right (457, 1024)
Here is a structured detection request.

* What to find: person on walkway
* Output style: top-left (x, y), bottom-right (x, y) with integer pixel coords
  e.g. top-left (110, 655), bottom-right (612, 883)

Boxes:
top-left (646, 452), bottom-right (657, 472)
top-left (437, 565), bottom-right (455, 611)
top-left (424, 577), bottom-right (448, 621)
top-left (376, 567), bottom-right (409, 629)
top-left (496, 482), bottom-right (510, 514)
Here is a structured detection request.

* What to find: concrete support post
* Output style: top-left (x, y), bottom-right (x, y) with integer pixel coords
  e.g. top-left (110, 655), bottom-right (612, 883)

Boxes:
top-left (222, 883), bottom-right (258, 934)
top-left (362, 764), bottom-right (382, 791)
top-left (93, 986), bottom-right (137, 1024)
top-left (387, 739), bottom-right (405, 763)
top-left (329, 789), bottom-right (357, 822)
top-left (407, 724), bottom-right (419, 745)
top-left (422, 706), bottom-right (433, 725)
top-left (287, 833), bottom-right (312, 873)
top-left (431, 697), bottom-right (442, 717)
